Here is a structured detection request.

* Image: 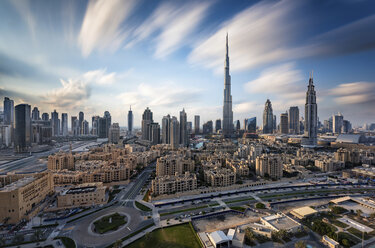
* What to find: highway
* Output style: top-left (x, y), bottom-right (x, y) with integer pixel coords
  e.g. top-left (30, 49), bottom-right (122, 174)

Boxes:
top-left (0, 141), bottom-right (95, 173)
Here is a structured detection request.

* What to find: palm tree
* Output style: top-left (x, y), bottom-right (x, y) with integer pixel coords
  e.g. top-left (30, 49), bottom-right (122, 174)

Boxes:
top-left (356, 209), bottom-right (363, 218)
top-left (295, 240), bottom-right (306, 248)
top-left (113, 239), bottom-right (122, 248)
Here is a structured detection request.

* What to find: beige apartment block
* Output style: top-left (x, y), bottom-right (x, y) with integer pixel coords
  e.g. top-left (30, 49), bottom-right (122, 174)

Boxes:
top-left (57, 182), bottom-right (107, 208)
top-left (151, 172), bottom-right (197, 196)
top-left (48, 152), bottom-right (74, 171)
top-left (204, 168), bottom-right (236, 187)
top-left (156, 154), bottom-right (195, 177)
top-left (0, 172), bottom-right (53, 224)
top-left (256, 154), bottom-right (283, 179)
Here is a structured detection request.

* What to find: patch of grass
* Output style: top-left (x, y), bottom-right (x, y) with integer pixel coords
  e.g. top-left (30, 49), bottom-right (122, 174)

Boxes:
top-left (94, 213), bottom-right (127, 234)
top-left (55, 237), bottom-right (76, 248)
top-left (106, 223), bottom-right (155, 248)
top-left (135, 201), bottom-right (152, 212)
top-left (230, 206), bottom-right (246, 212)
top-left (223, 197), bottom-right (254, 204)
top-left (125, 223), bottom-right (201, 248)
top-left (331, 219), bottom-right (349, 228)
top-left (108, 189), bottom-right (121, 202)
top-left (347, 227), bottom-right (371, 240)
top-left (255, 202), bottom-right (265, 209)
top-left (294, 230), bottom-right (308, 238)
top-left (337, 232), bottom-right (360, 248)
top-left (160, 203), bottom-right (219, 217)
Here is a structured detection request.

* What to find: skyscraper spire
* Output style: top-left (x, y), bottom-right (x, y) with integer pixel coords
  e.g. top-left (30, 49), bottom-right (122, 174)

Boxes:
top-left (223, 33), bottom-right (233, 137)
top-left (302, 71), bottom-right (317, 147)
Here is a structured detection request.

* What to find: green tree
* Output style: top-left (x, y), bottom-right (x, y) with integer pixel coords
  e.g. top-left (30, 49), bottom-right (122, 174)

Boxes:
top-left (295, 240), bottom-right (307, 248)
top-left (113, 239), bottom-right (122, 248)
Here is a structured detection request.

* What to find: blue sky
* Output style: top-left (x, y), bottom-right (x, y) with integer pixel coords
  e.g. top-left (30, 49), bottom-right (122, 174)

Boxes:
top-left (0, 0), bottom-right (375, 127)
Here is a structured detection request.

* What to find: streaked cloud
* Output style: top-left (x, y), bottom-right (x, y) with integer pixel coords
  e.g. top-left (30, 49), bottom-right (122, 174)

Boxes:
top-left (82, 68), bottom-right (116, 85)
top-left (127, 1), bottom-right (212, 58)
top-left (42, 79), bottom-right (91, 109)
top-left (189, 0), bottom-right (301, 72)
top-left (78, 0), bottom-right (138, 56)
top-left (329, 82), bottom-right (375, 105)
top-left (9, 0), bottom-right (37, 41)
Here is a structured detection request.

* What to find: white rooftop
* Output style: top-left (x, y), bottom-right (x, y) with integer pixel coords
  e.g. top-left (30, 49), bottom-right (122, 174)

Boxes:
top-left (208, 230), bottom-right (229, 245)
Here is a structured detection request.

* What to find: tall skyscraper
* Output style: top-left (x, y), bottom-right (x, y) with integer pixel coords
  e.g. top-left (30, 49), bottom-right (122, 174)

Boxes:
top-left (223, 33), bottom-right (233, 137)
top-left (31, 107), bottom-right (40, 121)
top-left (288, 106), bottom-right (300, 134)
top-left (203, 121), bottom-right (213, 134)
top-left (51, 110), bottom-right (60, 136)
top-left (302, 73), bottom-right (318, 147)
top-left (14, 104), bottom-right (31, 152)
top-left (128, 106), bottom-right (133, 133)
top-left (71, 116), bottom-right (78, 136)
top-left (244, 117), bottom-right (256, 133)
top-left (104, 111), bottom-right (111, 138)
top-left (141, 107), bottom-right (153, 140)
top-left (333, 113), bottom-right (344, 134)
top-left (109, 123), bottom-right (120, 143)
top-left (162, 114), bottom-right (171, 144)
top-left (150, 122), bottom-right (160, 145)
top-left (170, 117), bottom-right (180, 149)
top-left (91, 116), bottom-right (100, 136)
top-left (194, 115), bottom-right (200, 134)
top-left (263, 99), bottom-right (273, 134)
top-left (235, 120), bottom-right (240, 131)
top-left (187, 121), bottom-right (192, 136)
top-left (78, 111), bottom-right (84, 135)
top-left (61, 113), bottom-right (68, 136)
top-left (179, 109), bottom-right (188, 146)
top-left (215, 119), bottom-right (221, 133)
top-left (280, 112), bottom-right (288, 134)
top-left (3, 97), bottom-right (14, 126)
top-left (82, 120), bottom-right (89, 135)
top-left (42, 113), bottom-right (49, 121)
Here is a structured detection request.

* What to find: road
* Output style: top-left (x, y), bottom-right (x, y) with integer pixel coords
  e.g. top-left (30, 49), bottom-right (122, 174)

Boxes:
top-left (0, 141), bottom-right (94, 173)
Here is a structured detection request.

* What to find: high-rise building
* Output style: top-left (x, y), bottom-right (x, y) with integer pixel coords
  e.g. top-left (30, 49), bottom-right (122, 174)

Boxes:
top-left (194, 115), bottom-right (200, 134)
top-left (244, 117), bottom-right (256, 133)
top-left (170, 117), bottom-right (180, 149)
top-left (235, 120), bottom-right (240, 131)
top-left (288, 106), bottom-right (299, 134)
top-left (150, 122), bottom-right (160, 145)
top-left (141, 107), bottom-right (153, 140)
top-left (78, 111), bottom-right (84, 135)
top-left (203, 121), bottom-right (213, 134)
top-left (302, 73), bottom-right (318, 147)
top-left (104, 111), bottom-right (111, 138)
top-left (71, 116), bottom-right (78, 136)
top-left (98, 117), bottom-right (107, 138)
top-left (61, 113), bottom-right (68, 136)
top-left (273, 115), bottom-right (277, 131)
top-left (128, 106), bottom-right (133, 133)
top-left (333, 113), bottom-right (344, 134)
top-left (342, 120), bottom-right (352, 134)
top-left (280, 112), bottom-right (289, 134)
top-left (51, 110), bottom-right (60, 136)
top-left (42, 113), bottom-right (49, 121)
top-left (162, 114), bottom-right (171, 144)
top-left (14, 104), bottom-right (31, 152)
top-left (263, 99), bottom-right (273, 134)
top-left (82, 120), bottom-right (89, 135)
top-left (223, 33), bottom-right (233, 138)
top-left (109, 123), bottom-right (120, 144)
top-left (91, 116), bottom-right (100, 136)
top-left (179, 109), bottom-right (188, 146)
top-left (32, 107), bottom-right (40, 121)
top-left (187, 121), bottom-right (192, 136)
top-left (215, 119), bottom-right (221, 133)
top-left (3, 97), bottom-right (14, 126)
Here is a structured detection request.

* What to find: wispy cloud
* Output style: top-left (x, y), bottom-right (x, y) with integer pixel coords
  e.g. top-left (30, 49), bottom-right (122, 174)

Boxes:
top-left (189, 0), bottom-right (301, 72)
top-left (9, 0), bottom-right (37, 41)
top-left (82, 68), bottom-right (116, 85)
top-left (329, 82), bottom-right (375, 105)
top-left (78, 0), bottom-right (138, 56)
top-left (127, 1), bottom-right (212, 58)
top-left (42, 79), bottom-right (91, 109)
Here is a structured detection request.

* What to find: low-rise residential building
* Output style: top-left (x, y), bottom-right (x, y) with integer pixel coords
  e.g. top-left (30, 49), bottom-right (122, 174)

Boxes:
top-left (151, 172), bottom-right (197, 196)
top-left (260, 213), bottom-right (301, 233)
top-left (48, 152), bottom-right (74, 171)
top-left (156, 154), bottom-right (194, 177)
top-left (57, 182), bottom-right (107, 208)
top-left (204, 168), bottom-right (236, 187)
top-left (227, 159), bottom-right (250, 177)
top-left (0, 172), bottom-right (53, 224)
top-left (290, 206), bottom-right (318, 219)
top-left (315, 159), bottom-right (345, 172)
top-left (256, 154), bottom-right (283, 179)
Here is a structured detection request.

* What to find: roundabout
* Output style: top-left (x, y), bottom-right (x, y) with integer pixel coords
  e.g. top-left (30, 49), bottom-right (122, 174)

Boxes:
top-left (68, 205), bottom-right (149, 248)
top-left (89, 212), bottom-right (130, 236)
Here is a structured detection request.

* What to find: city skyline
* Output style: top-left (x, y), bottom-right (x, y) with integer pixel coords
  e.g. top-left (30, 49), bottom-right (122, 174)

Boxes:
top-left (1, 0), bottom-right (375, 126)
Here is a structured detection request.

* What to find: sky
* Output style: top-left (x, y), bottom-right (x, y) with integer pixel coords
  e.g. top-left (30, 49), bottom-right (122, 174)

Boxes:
top-left (0, 0), bottom-right (375, 128)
